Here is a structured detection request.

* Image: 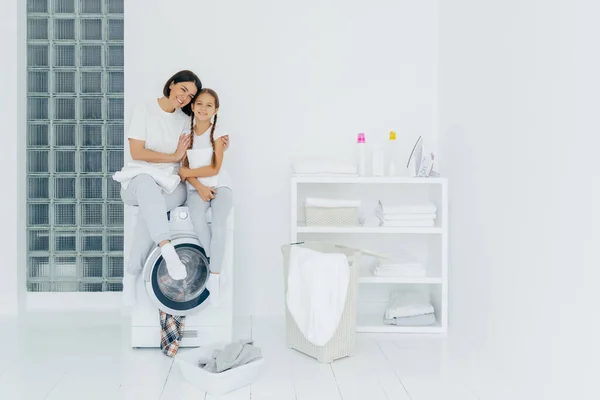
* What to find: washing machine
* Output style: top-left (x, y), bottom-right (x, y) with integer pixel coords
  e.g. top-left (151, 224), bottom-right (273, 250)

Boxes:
top-left (130, 205), bottom-right (234, 348)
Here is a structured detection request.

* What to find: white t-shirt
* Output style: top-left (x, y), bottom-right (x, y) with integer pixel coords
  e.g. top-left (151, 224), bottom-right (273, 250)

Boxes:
top-left (127, 99), bottom-right (190, 171)
top-left (184, 124), bottom-right (232, 190)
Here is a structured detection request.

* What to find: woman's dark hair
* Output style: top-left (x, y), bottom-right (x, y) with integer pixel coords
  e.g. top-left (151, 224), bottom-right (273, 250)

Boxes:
top-left (163, 70), bottom-right (202, 115)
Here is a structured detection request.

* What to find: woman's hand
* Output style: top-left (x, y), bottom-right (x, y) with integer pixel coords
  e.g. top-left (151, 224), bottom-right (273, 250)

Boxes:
top-left (178, 166), bottom-right (191, 180)
top-left (221, 135), bottom-right (229, 150)
top-left (173, 133), bottom-right (191, 162)
top-left (198, 185), bottom-right (216, 201)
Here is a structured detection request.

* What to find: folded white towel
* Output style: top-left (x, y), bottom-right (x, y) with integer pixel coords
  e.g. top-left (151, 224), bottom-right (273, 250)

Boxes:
top-left (373, 267), bottom-right (426, 278)
top-left (377, 254), bottom-right (422, 269)
top-left (113, 163), bottom-right (180, 194)
top-left (376, 212), bottom-right (437, 221)
top-left (377, 200), bottom-right (437, 215)
top-left (379, 258), bottom-right (422, 267)
top-left (373, 267), bottom-right (425, 277)
top-left (384, 313), bottom-right (436, 326)
top-left (294, 173), bottom-right (358, 177)
top-left (305, 197), bottom-right (361, 208)
top-left (380, 220), bottom-right (435, 227)
top-left (372, 265), bottom-right (426, 277)
top-left (385, 290), bottom-right (434, 319)
top-left (286, 246), bottom-right (349, 347)
top-left (293, 162), bottom-right (357, 175)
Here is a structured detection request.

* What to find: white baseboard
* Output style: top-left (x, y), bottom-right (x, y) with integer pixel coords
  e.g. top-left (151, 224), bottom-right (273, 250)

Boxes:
top-left (26, 292), bottom-right (123, 311)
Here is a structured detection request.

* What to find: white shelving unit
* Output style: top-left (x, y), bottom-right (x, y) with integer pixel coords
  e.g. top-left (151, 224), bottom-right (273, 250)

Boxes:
top-left (290, 175), bottom-right (448, 334)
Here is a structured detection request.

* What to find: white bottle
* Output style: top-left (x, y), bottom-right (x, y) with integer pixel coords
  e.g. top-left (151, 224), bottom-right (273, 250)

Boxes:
top-left (372, 148), bottom-right (384, 176)
top-left (357, 132), bottom-right (366, 176)
top-left (387, 130), bottom-right (398, 176)
top-left (388, 159), bottom-right (397, 176)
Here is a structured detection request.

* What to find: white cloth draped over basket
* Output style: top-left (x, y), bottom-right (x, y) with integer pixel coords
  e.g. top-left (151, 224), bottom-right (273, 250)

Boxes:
top-left (286, 246), bottom-right (350, 347)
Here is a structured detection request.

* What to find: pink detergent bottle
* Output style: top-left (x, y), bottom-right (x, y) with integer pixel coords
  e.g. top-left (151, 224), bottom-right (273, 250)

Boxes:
top-left (357, 133), bottom-right (366, 176)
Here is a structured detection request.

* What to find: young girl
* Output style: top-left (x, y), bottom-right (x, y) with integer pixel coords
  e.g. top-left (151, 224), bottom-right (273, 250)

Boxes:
top-left (178, 89), bottom-right (233, 305)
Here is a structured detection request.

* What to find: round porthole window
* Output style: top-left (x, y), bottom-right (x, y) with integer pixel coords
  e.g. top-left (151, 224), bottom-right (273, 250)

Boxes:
top-left (146, 242), bottom-right (210, 316)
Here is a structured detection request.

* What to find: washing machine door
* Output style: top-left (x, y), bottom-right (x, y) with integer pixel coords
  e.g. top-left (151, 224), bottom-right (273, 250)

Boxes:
top-left (143, 237), bottom-right (211, 316)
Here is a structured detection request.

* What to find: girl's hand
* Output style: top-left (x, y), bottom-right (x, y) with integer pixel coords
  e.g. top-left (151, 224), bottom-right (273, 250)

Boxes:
top-left (178, 166), bottom-right (191, 180)
top-left (199, 185), bottom-right (216, 201)
top-left (173, 133), bottom-right (191, 161)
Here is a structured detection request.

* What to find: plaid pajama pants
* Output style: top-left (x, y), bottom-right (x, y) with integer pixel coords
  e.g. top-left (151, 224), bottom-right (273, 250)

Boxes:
top-left (159, 311), bottom-right (186, 357)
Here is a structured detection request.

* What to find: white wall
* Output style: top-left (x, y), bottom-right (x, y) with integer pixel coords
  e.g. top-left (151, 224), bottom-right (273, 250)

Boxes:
top-left (439, 1), bottom-right (600, 398)
top-left (125, 0), bottom-right (438, 316)
top-left (0, 0), bottom-right (23, 316)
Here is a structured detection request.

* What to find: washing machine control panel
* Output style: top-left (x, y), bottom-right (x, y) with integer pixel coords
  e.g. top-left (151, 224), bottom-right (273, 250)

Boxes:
top-left (168, 207), bottom-right (195, 231)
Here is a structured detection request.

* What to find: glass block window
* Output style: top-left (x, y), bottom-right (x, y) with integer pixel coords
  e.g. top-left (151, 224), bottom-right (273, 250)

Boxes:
top-left (26, 0), bottom-right (124, 293)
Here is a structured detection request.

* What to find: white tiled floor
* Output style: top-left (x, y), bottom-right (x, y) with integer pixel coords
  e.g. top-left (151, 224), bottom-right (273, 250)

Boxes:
top-left (0, 312), bottom-right (481, 400)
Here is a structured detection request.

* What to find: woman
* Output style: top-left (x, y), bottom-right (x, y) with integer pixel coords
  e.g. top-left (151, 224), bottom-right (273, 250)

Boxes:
top-left (178, 88), bottom-right (233, 306)
top-left (114, 70), bottom-right (222, 305)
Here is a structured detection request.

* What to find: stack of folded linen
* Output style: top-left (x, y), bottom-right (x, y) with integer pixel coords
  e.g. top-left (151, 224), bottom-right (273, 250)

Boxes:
top-left (371, 255), bottom-right (426, 277)
top-left (383, 290), bottom-right (436, 326)
top-left (376, 200), bottom-right (437, 227)
top-left (293, 161), bottom-right (358, 176)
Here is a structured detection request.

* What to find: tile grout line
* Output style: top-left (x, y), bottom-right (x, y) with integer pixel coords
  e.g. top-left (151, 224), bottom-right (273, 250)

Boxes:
top-left (291, 350), bottom-right (299, 400)
top-left (329, 363), bottom-right (344, 400)
top-left (250, 316), bottom-right (295, 400)
top-left (379, 373), bottom-right (391, 400)
top-left (43, 370), bottom-right (68, 400)
top-left (375, 340), bottom-right (413, 400)
top-left (159, 359), bottom-right (175, 398)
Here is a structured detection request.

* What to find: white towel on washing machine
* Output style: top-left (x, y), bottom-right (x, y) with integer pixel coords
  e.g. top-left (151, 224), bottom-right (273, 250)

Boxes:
top-left (113, 162), bottom-right (181, 194)
top-left (286, 246), bottom-right (349, 347)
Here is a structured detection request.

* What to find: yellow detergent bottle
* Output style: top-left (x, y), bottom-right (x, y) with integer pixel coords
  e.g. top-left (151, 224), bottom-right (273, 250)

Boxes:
top-left (387, 130), bottom-right (398, 176)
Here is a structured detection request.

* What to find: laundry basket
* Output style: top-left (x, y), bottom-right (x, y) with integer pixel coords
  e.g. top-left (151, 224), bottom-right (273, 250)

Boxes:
top-left (305, 206), bottom-right (359, 226)
top-left (281, 241), bottom-right (361, 363)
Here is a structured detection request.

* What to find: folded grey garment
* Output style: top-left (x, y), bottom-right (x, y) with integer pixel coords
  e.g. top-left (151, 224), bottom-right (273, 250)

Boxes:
top-left (198, 357), bottom-right (217, 372)
top-left (198, 339), bottom-right (262, 373)
top-left (383, 313), bottom-right (436, 326)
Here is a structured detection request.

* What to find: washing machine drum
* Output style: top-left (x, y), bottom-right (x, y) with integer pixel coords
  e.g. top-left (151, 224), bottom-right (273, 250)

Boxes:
top-left (144, 240), bottom-right (210, 316)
